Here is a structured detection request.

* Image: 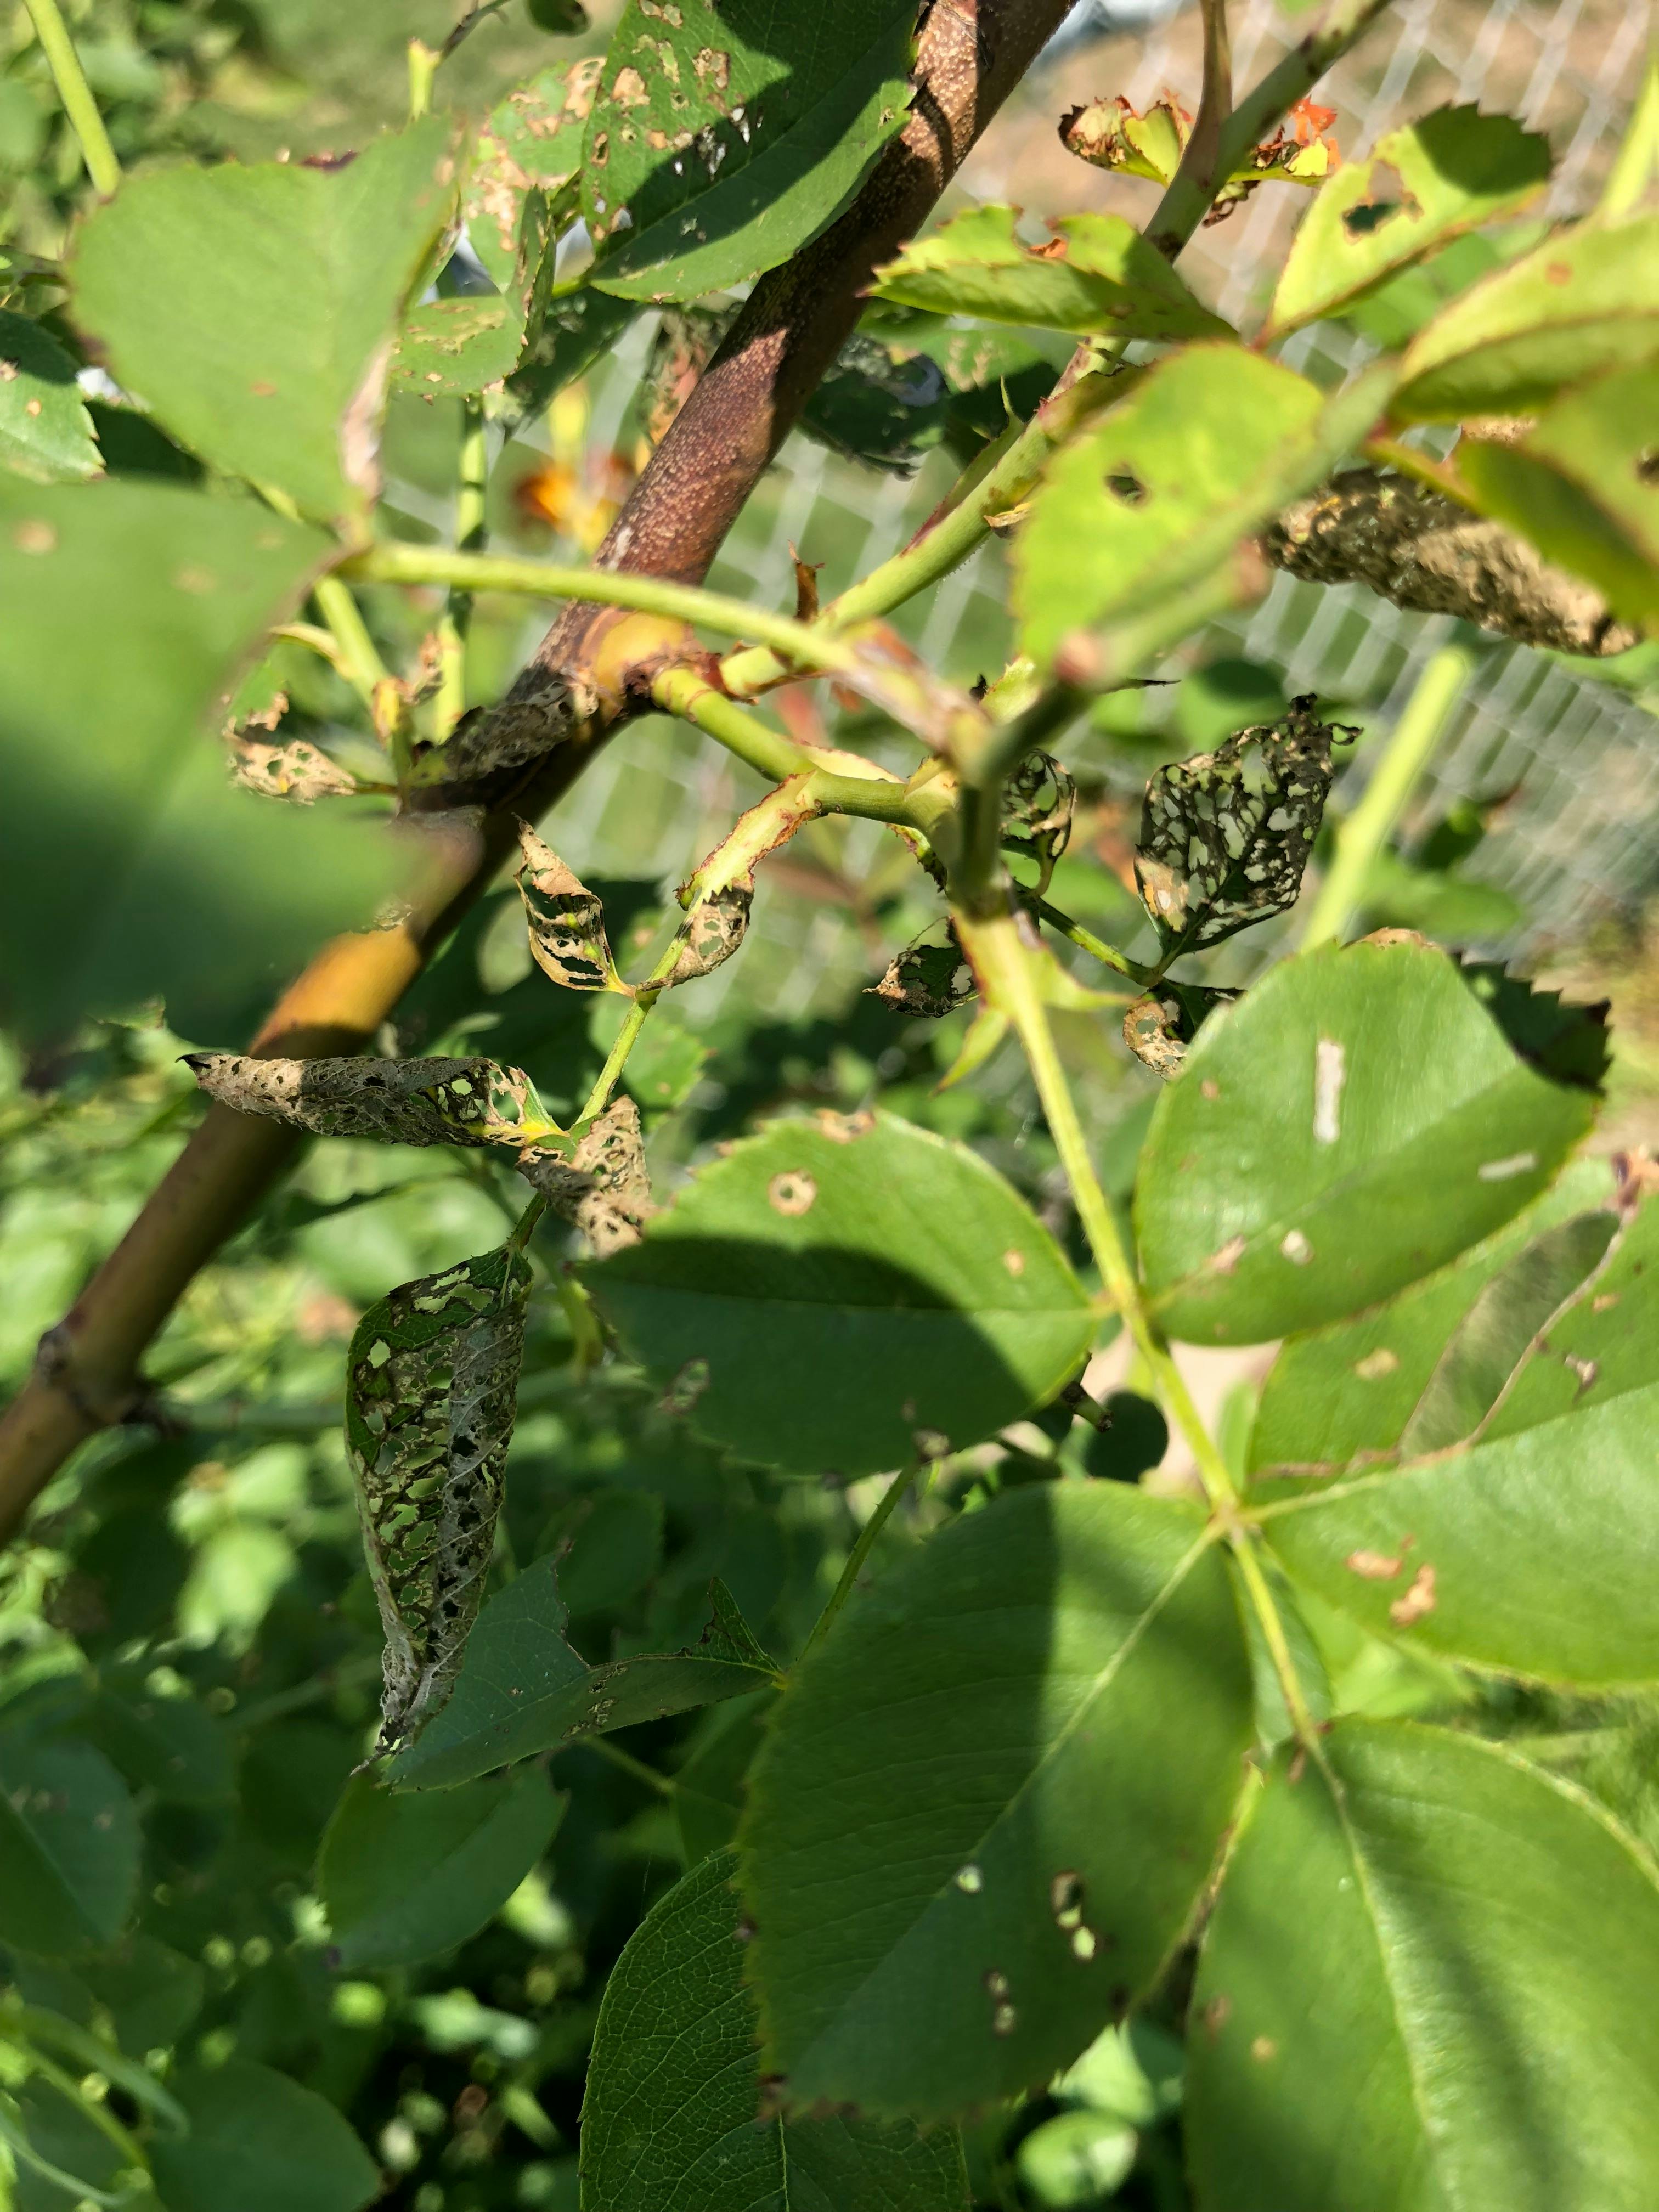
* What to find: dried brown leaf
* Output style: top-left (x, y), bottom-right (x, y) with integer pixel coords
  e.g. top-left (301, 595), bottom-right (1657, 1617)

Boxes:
top-left (184, 1052), bottom-right (560, 1147)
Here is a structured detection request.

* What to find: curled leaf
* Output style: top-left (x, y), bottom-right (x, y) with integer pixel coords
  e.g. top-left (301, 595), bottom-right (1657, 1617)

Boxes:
top-left (873, 918), bottom-right (975, 1019)
top-left (1135, 697), bottom-right (1357, 961)
top-left (348, 1245), bottom-right (533, 1758)
top-left (227, 699), bottom-right (360, 805)
top-left (669, 774), bottom-right (823, 986)
top-left (516, 822), bottom-right (628, 993)
top-left (1001, 750), bottom-right (1075, 894)
top-left (184, 1053), bottom-right (561, 1148)
top-left (518, 1096), bottom-right (655, 1256)
top-left (1122, 984), bottom-right (1231, 1079)
top-left (1061, 92), bottom-right (1338, 223)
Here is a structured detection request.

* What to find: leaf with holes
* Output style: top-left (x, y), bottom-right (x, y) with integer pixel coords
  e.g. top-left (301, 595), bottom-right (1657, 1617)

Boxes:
top-left (583, 1848), bottom-right (968, 2211)
top-left (667, 772), bottom-right (823, 986)
top-left (1015, 349), bottom-right (1396, 668)
top-left (516, 822), bottom-right (628, 992)
top-left (71, 119), bottom-right (455, 528)
top-left (1257, 1198), bottom-right (1659, 1682)
top-left (518, 1095), bottom-right (656, 1256)
top-left (869, 206), bottom-right (1232, 340)
top-left (1187, 1720), bottom-right (1659, 2212)
top-left (1135, 940), bottom-right (1596, 1346)
top-left (1268, 105), bottom-right (1551, 336)
top-left (1391, 210), bottom-right (1659, 423)
top-left (1002, 750), bottom-right (1075, 895)
top-left (585, 1112), bottom-right (1094, 1476)
top-left (583, 0), bottom-right (917, 302)
top-left (739, 1482), bottom-right (1254, 2119)
top-left (185, 1052), bottom-right (562, 1148)
top-left (348, 1244), bottom-right (533, 1760)
top-left (1134, 698), bottom-right (1357, 960)
top-left (388, 1561), bottom-right (775, 1790)
top-left (318, 1768), bottom-right (565, 1968)
top-left (873, 918), bottom-right (974, 1019)
top-left (0, 311), bottom-right (99, 483)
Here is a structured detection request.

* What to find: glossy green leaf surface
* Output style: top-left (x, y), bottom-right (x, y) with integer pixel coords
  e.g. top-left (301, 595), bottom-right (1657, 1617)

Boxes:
top-left (1259, 1199), bottom-right (1659, 1681)
top-left (740, 1484), bottom-right (1253, 2119)
top-left (582, 1848), bottom-right (966, 2211)
top-left (388, 1559), bottom-right (774, 1789)
top-left (869, 207), bottom-right (1231, 338)
top-left (0, 477), bottom-right (391, 1046)
top-left (72, 120), bottom-right (454, 525)
top-left (584, 0), bottom-right (915, 301)
top-left (152, 2061), bottom-right (380, 2212)
top-left (1015, 349), bottom-right (1393, 667)
top-left (1248, 1155), bottom-right (1617, 1474)
top-left (318, 1768), bottom-right (564, 1968)
top-left (0, 311), bottom-right (99, 483)
top-left (1187, 1720), bottom-right (1659, 2212)
top-left (1392, 211), bottom-right (1659, 422)
top-left (1269, 105), bottom-right (1550, 334)
top-left (1135, 942), bottom-right (1594, 1346)
top-left (586, 1112), bottom-right (1092, 1477)
top-left (0, 1740), bottom-right (138, 1957)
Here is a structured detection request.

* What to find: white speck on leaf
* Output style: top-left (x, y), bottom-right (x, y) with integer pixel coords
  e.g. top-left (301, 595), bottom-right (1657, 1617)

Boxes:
top-left (1279, 1229), bottom-right (1312, 1265)
top-left (1478, 1153), bottom-right (1537, 1182)
top-left (1313, 1036), bottom-right (1345, 1144)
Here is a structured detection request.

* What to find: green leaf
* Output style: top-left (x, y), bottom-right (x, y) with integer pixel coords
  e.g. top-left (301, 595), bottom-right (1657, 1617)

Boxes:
top-left (78, 1936), bottom-right (205, 2056)
top-left (507, 282), bottom-right (640, 421)
top-left (387, 1563), bottom-right (774, 1790)
top-left (539, 1486), bottom-right (663, 1614)
top-left (1135, 941), bottom-right (1596, 1346)
top-left (318, 1767), bottom-right (564, 1968)
top-left (1268, 105), bottom-right (1551, 335)
top-left (1015, 2111), bottom-right (1138, 2208)
top-left (586, 1111), bottom-right (1094, 1477)
top-left (71, 120), bottom-right (454, 527)
top-left (151, 2061), bottom-right (380, 2212)
top-left (347, 1245), bottom-right (533, 1761)
top-left (1015, 350), bottom-right (1394, 668)
top-left (83, 1679), bottom-right (235, 1807)
top-left (583, 0), bottom-right (916, 302)
top-left (622, 1011), bottom-right (710, 1117)
top-left (1248, 1155), bottom-right (1618, 1474)
top-left (0, 311), bottom-right (99, 483)
top-left (0, 477), bottom-right (391, 1045)
top-left (738, 1483), bottom-right (1254, 2119)
top-left (581, 1849), bottom-right (968, 2212)
top-left (1457, 362), bottom-right (1659, 627)
top-left (672, 1695), bottom-right (772, 1866)
top-left (1257, 1198), bottom-right (1659, 1682)
top-left (185, 1051), bottom-right (562, 1147)
top-left (1391, 211), bottom-right (1659, 423)
top-left (868, 207), bottom-right (1232, 340)
top-left (1187, 1719), bottom-right (1659, 2211)
top-left (0, 1739), bottom-right (138, 1957)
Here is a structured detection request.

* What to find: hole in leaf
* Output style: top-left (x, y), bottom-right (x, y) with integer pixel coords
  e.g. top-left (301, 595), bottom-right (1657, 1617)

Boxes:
top-left (1341, 162), bottom-right (1421, 236)
top-left (1105, 469), bottom-right (1148, 505)
top-left (1637, 448), bottom-right (1659, 486)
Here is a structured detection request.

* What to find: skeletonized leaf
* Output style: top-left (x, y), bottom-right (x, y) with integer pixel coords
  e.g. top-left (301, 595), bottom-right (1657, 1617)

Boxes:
top-left (1002, 751), bottom-right (1075, 894)
top-left (1135, 697), bottom-right (1357, 961)
top-left (347, 1244), bottom-right (533, 1759)
top-left (1121, 988), bottom-right (1219, 1080)
top-left (518, 1095), bottom-right (656, 1255)
top-left (227, 699), bottom-right (360, 805)
top-left (669, 772), bottom-right (822, 985)
top-left (582, 1849), bottom-right (969, 2212)
top-left (185, 1052), bottom-right (561, 1148)
top-left (516, 822), bottom-right (628, 992)
top-left (873, 919), bottom-right (975, 1019)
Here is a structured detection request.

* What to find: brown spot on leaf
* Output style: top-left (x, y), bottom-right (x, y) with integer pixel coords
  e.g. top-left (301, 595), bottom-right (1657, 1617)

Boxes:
top-left (768, 1171), bottom-right (817, 1217)
top-left (1389, 1562), bottom-right (1437, 1626)
top-left (1345, 1548), bottom-right (1403, 1581)
top-left (1251, 2036), bottom-right (1278, 2062)
top-left (1353, 1347), bottom-right (1399, 1381)
top-left (13, 518), bottom-right (55, 554)
top-left (1203, 1994), bottom-right (1232, 2039)
top-left (1002, 1249), bottom-right (1026, 1278)
top-left (1209, 1235), bottom-right (1247, 1276)
top-left (1545, 260), bottom-right (1572, 284)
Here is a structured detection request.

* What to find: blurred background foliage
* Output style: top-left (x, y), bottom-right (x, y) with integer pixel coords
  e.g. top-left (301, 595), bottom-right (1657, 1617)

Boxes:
top-left (3, 3), bottom-right (1659, 2209)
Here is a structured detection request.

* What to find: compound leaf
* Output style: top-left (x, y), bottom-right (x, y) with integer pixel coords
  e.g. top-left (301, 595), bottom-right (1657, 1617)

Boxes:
top-left (0, 310), bottom-right (99, 483)
top-left (348, 1245), bottom-right (533, 1760)
top-left (739, 1483), bottom-right (1254, 2120)
top-left (1187, 1720), bottom-right (1659, 2212)
top-left (582, 1849), bottom-right (968, 2212)
top-left (585, 1112), bottom-right (1094, 1477)
top-left (1135, 940), bottom-right (1595, 1346)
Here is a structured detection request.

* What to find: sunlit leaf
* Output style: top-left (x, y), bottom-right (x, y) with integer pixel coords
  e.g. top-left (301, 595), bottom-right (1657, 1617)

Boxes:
top-left (518, 1094), bottom-right (656, 1255)
top-left (0, 309), bottom-right (99, 483)
top-left (185, 1051), bottom-right (562, 1147)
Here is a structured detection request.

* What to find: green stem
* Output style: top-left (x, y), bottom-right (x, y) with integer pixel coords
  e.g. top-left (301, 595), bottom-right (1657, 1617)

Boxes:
top-left (578, 1735), bottom-right (676, 1796)
top-left (1230, 1539), bottom-right (1323, 1748)
top-left (344, 543), bottom-right (858, 679)
top-left (1032, 898), bottom-right (1156, 986)
top-left (504, 1193), bottom-right (546, 1259)
top-left (575, 928), bottom-right (689, 1125)
top-left (1300, 644), bottom-right (1475, 949)
top-left (805, 1463), bottom-right (922, 1657)
top-left (21, 0), bottom-right (120, 198)
top-left (312, 574), bottom-right (391, 709)
top-left (436, 397), bottom-right (490, 737)
top-left (1598, 42), bottom-right (1658, 219)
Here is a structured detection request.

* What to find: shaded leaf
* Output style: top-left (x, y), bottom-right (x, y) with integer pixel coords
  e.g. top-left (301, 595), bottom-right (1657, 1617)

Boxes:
top-left (516, 821), bottom-right (628, 992)
top-left (83, 1678), bottom-right (235, 1807)
top-left (673, 1696), bottom-right (772, 1866)
top-left (0, 310), bottom-right (99, 483)
top-left (583, 0), bottom-right (916, 302)
top-left (1002, 749), bottom-right (1075, 894)
top-left (347, 1244), bottom-right (533, 1759)
top-left (318, 1767), bottom-right (565, 1968)
top-left (1187, 1720), bottom-right (1659, 2212)
top-left (71, 120), bottom-right (454, 527)
top-left (1134, 697), bottom-right (1357, 960)
top-left (1016, 349), bottom-right (1395, 667)
top-left (507, 281), bottom-right (641, 421)
top-left (1135, 940), bottom-right (1596, 1345)
top-left (1269, 105), bottom-right (1551, 335)
top-left (1392, 210), bottom-right (1659, 423)
top-left (518, 1094), bottom-right (656, 1255)
top-left (870, 206), bottom-right (1231, 340)
top-left (624, 1013), bottom-right (711, 1117)
top-left (1120, 985), bottom-right (1225, 1080)
top-left (586, 1111), bottom-right (1094, 1477)
top-left (539, 1486), bottom-right (664, 1615)
top-left (152, 2062), bottom-right (379, 2212)
top-left (873, 919), bottom-right (974, 1019)
top-left (185, 1051), bottom-right (561, 1148)
top-left (0, 1740), bottom-right (138, 1959)
top-left (739, 1483), bottom-right (1254, 2119)
top-left (227, 704), bottom-right (360, 804)
top-left (582, 1849), bottom-right (968, 2211)
top-left (387, 1562), bottom-right (774, 1790)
